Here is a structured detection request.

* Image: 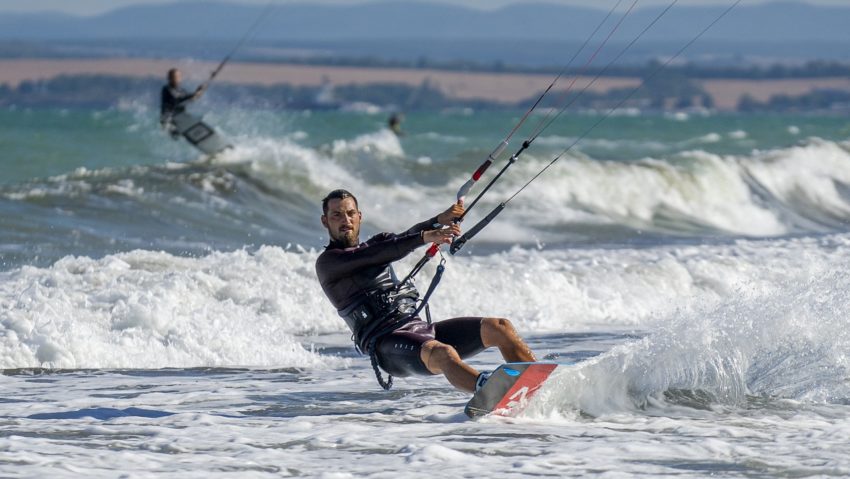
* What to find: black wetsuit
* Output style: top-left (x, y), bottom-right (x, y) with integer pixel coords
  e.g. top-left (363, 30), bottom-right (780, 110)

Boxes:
top-left (160, 85), bottom-right (195, 120)
top-left (315, 218), bottom-right (485, 377)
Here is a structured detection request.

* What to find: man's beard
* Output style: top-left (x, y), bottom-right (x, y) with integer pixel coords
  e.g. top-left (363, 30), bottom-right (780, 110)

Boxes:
top-left (332, 228), bottom-right (359, 248)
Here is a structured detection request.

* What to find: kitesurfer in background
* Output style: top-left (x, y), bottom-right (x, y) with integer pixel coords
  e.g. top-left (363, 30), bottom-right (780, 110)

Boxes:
top-left (315, 189), bottom-right (536, 393)
top-left (160, 68), bottom-right (206, 139)
top-left (388, 112), bottom-right (405, 136)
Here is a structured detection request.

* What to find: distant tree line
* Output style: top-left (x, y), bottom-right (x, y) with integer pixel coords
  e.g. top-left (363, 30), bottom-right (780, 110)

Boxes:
top-left (573, 59), bottom-right (850, 80)
top-left (738, 89), bottom-right (850, 112)
top-left (522, 67), bottom-right (713, 111)
top-left (0, 71), bottom-right (845, 113)
top-left (8, 75), bottom-right (159, 108)
top-left (0, 74), bottom-right (468, 110)
top-left (254, 56), bottom-right (850, 80)
top-left (0, 71), bottom-right (714, 112)
top-left (0, 74), bottom-right (474, 110)
top-left (665, 60), bottom-right (850, 80)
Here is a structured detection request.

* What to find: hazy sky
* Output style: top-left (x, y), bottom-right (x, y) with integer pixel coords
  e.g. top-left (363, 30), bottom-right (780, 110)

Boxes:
top-left (0, 0), bottom-right (845, 16)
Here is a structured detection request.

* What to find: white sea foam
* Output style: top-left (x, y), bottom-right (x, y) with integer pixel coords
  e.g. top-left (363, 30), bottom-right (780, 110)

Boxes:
top-left (0, 247), bottom-right (348, 370)
top-left (743, 138), bottom-right (850, 225)
top-left (3, 233), bottom-right (850, 370)
top-left (666, 111), bottom-right (690, 122)
top-left (4, 236), bottom-right (850, 478)
top-left (489, 151), bottom-right (787, 237)
top-left (5, 365), bottom-right (850, 478)
top-left (694, 132), bottom-right (722, 143)
top-left (527, 254), bottom-right (850, 418)
top-left (480, 138), bottom-right (850, 238)
top-left (330, 129), bottom-right (404, 158)
top-left (211, 135), bottom-right (355, 196)
top-left (417, 132), bottom-right (468, 144)
top-left (207, 133), bottom-right (445, 234)
top-left (210, 132), bottom-right (850, 240)
top-left (103, 179), bottom-right (144, 197)
top-left (532, 135), bottom-right (668, 152)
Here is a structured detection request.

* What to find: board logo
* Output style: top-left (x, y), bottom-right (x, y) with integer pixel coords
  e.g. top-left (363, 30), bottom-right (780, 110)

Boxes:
top-left (504, 368), bottom-right (520, 377)
top-left (506, 386), bottom-right (530, 409)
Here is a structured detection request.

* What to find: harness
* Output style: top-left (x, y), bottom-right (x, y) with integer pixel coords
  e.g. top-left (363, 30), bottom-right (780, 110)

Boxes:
top-left (339, 256), bottom-right (446, 390)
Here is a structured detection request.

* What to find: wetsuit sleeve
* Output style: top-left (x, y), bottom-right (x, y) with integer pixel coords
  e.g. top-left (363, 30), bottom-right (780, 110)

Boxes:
top-left (171, 88), bottom-right (196, 106)
top-left (403, 216), bottom-right (440, 236)
top-left (317, 233), bottom-right (424, 283)
top-left (161, 86), bottom-right (194, 117)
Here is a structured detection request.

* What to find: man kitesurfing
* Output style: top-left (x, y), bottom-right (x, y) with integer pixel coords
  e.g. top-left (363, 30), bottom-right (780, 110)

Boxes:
top-left (160, 68), bottom-right (206, 139)
top-left (157, 67), bottom-right (230, 156)
top-left (388, 112), bottom-right (405, 136)
top-left (156, 0), bottom-right (274, 152)
top-left (314, 0), bottom-right (742, 414)
top-left (315, 189), bottom-right (537, 393)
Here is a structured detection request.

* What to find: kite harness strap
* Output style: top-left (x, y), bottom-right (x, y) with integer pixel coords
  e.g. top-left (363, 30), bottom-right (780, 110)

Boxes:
top-left (367, 253), bottom-right (447, 390)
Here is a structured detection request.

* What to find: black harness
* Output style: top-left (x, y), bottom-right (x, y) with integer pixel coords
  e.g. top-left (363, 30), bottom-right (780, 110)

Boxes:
top-left (338, 259), bottom-right (446, 390)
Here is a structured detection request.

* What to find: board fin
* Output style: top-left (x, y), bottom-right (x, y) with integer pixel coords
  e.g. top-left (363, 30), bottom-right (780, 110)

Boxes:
top-left (465, 362), bottom-right (559, 418)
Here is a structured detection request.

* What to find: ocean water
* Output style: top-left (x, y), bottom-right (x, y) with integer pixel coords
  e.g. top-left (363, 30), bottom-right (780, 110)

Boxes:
top-left (3, 104), bottom-right (850, 477)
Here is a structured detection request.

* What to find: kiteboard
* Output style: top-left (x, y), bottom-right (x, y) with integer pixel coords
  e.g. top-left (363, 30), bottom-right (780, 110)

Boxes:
top-left (465, 362), bottom-right (559, 418)
top-left (170, 111), bottom-right (232, 156)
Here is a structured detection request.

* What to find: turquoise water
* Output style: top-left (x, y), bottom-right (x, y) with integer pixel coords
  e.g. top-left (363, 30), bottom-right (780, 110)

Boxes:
top-left (3, 107), bottom-right (847, 185)
top-left (2, 106), bottom-right (849, 270)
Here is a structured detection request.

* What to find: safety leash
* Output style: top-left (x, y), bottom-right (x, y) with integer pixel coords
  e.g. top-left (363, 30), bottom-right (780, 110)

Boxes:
top-left (370, 349), bottom-right (393, 390)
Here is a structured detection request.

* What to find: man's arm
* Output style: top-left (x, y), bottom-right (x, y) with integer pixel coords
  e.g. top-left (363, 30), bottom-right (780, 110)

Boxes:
top-left (403, 202), bottom-right (465, 236)
top-left (168, 86), bottom-right (203, 107)
top-left (403, 216), bottom-right (440, 236)
top-left (173, 89), bottom-right (198, 106)
top-left (317, 232), bottom-right (424, 282)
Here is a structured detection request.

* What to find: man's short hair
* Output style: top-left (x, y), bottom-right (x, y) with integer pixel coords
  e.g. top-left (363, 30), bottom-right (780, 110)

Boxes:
top-left (167, 68), bottom-right (179, 80)
top-left (322, 189), bottom-right (358, 215)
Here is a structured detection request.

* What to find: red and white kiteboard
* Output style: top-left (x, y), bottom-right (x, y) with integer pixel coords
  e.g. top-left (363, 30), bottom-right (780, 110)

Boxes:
top-left (465, 362), bottom-right (560, 418)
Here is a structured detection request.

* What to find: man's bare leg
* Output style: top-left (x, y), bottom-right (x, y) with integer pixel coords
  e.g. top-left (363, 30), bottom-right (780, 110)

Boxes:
top-left (420, 340), bottom-right (479, 393)
top-left (480, 317), bottom-right (537, 363)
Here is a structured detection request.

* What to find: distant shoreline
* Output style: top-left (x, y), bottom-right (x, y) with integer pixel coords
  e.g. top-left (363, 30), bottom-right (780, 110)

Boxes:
top-left (0, 58), bottom-right (638, 104)
top-left (2, 58), bottom-right (850, 111)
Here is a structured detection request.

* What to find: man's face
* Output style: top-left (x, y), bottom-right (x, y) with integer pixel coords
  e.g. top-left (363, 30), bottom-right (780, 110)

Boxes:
top-left (169, 70), bottom-right (182, 87)
top-left (321, 197), bottom-right (361, 247)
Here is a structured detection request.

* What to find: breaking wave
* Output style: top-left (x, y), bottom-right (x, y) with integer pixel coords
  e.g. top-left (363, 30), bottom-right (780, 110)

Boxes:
top-left (5, 128), bottom-right (850, 263)
top-left (3, 233), bottom-right (850, 370)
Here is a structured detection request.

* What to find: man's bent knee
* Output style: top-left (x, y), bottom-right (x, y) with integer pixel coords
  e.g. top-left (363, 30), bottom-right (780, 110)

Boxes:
top-left (420, 340), bottom-right (462, 374)
top-left (481, 317), bottom-right (517, 345)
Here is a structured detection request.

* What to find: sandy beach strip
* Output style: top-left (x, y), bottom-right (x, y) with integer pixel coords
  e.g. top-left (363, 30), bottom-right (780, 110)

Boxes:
top-left (699, 78), bottom-right (850, 110)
